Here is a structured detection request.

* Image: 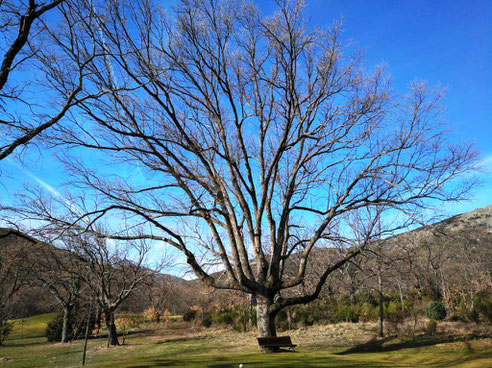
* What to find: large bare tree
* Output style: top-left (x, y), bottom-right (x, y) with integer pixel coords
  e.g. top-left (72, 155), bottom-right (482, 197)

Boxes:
top-left (0, 0), bottom-right (106, 160)
top-left (35, 0), bottom-right (476, 339)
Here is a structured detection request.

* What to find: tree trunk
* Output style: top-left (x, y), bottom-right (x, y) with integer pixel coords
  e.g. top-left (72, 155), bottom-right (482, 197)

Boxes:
top-left (104, 310), bottom-right (119, 346)
top-left (256, 294), bottom-right (277, 345)
top-left (249, 294), bottom-right (257, 327)
top-left (378, 272), bottom-right (384, 337)
top-left (95, 306), bottom-right (102, 332)
top-left (61, 305), bottom-right (72, 343)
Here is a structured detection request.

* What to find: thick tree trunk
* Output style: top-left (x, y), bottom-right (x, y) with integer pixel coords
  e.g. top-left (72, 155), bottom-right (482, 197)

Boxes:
top-left (256, 294), bottom-right (277, 343)
top-left (104, 310), bottom-right (119, 346)
top-left (61, 306), bottom-right (72, 343)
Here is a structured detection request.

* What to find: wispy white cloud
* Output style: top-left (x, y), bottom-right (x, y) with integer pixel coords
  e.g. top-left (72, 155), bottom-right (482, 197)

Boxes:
top-left (479, 153), bottom-right (492, 170)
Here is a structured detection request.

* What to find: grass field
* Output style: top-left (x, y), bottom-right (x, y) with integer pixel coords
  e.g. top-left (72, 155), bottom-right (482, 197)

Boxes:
top-left (0, 314), bottom-right (491, 367)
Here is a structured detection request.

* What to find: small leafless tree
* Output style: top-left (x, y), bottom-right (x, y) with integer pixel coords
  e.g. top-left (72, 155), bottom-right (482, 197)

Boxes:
top-left (32, 0), bottom-right (477, 340)
top-left (71, 233), bottom-right (152, 346)
top-left (0, 228), bottom-right (35, 344)
top-left (143, 275), bottom-right (178, 322)
top-left (27, 237), bottom-right (85, 343)
top-left (11, 189), bottom-right (155, 346)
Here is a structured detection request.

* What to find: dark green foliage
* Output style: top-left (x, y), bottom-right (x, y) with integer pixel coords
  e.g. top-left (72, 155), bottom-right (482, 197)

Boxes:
top-left (360, 302), bottom-right (378, 321)
top-left (426, 319), bottom-right (437, 335)
top-left (201, 313), bottom-right (212, 328)
top-left (466, 307), bottom-right (480, 323)
top-left (0, 316), bottom-right (13, 345)
top-left (215, 310), bottom-right (234, 325)
top-left (426, 301), bottom-right (447, 321)
top-left (385, 301), bottom-right (404, 323)
top-left (357, 291), bottom-right (378, 306)
top-left (448, 314), bottom-right (466, 322)
top-left (182, 309), bottom-right (196, 322)
top-left (232, 309), bottom-right (249, 332)
top-left (474, 293), bottom-right (492, 322)
top-left (45, 313), bottom-right (64, 342)
top-left (45, 306), bottom-right (96, 342)
top-left (330, 303), bottom-right (360, 323)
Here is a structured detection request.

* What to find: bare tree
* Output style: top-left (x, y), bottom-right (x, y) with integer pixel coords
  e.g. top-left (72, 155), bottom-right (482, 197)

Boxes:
top-left (142, 275), bottom-right (181, 322)
top-left (0, 0), bottom-right (63, 89)
top-left (11, 187), bottom-right (155, 346)
top-left (0, 228), bottom-right (35, 344)
top-left (45, 230), bottom-right (152, 346)
top-left (0, 0), bottom-right (105, 160)
top-left (27, 238), bottom-right (85, 343)
top-left (33, 0), bottom-right (476, 340)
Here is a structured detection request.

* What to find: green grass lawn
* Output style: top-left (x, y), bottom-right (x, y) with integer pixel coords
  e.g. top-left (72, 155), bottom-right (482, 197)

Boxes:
top-left (0, 314), bottom-right (491, 367)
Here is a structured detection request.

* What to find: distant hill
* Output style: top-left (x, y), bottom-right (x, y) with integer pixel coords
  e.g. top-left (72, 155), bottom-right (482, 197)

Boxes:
top-left (1, 205), bottom-right (491, 316)
top-left (434, 205), bottom-right (492, 233)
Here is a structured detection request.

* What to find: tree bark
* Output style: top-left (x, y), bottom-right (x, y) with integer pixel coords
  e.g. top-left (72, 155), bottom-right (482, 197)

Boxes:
top-left (256, 294), bottom-right (277, 345)
top-left (61, 305), bottom-right (72, 343)
top-left (378, 272), bottom-right (384, 338)
top-left (104, 310), bottom-right (119, 346)
top-left (95, 306), bottom-right (102, 332)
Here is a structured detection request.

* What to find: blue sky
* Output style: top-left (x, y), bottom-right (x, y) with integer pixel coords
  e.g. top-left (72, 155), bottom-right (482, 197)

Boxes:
top-left (305, 0), bottom-right (492, 213)
top-left (1, 0), bottom-right (491, 223)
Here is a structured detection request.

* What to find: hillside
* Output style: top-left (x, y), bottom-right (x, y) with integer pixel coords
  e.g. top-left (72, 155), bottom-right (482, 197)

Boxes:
top-left (1, 205), bottom-right (491, 317)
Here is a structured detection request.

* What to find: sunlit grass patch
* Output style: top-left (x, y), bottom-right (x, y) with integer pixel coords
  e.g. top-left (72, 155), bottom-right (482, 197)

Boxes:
top-left (0, 315), bottom-right (491, 368)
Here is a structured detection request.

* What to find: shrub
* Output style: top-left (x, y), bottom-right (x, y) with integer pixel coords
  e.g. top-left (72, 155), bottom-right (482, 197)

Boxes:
top-left (232, 309), bottom-right (249, 332)
top-left (330, 303), bottom-right (359, 323)
top-left (143, 307), bottom-right (158, 322)
top-left (45, 307), bottom-right (96, 342)
top-left (475, 295), bottom-right (492, 322)
top-left (426, 319), bottom-right (437, 335)
top-left (386, 301), bottom-right (404, 323)
top-left (215, 310), bottom-right (235, 325)
top-left (466, 307), bottom-right (480, 323)
top-left (0, 318), bottom-right (13, 345)
top-left (45, 314), bottom-right (64, 342)
top-left (182, 309), bottom-right (196, 322)
top-left (201, 312), bottom-right (212, 328)
top-left (449, 314), bottom-right (465, 322)
top-left (426, 301), bottom-right (447, 321)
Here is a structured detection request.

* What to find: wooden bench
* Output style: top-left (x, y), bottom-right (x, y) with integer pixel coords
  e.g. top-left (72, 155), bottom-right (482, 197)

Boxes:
top-left (257, 336), bottom-right (297, 351)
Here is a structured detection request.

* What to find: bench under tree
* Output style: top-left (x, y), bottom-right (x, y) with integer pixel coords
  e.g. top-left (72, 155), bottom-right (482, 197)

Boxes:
top-left (257, 336), bottom-right (297, 351)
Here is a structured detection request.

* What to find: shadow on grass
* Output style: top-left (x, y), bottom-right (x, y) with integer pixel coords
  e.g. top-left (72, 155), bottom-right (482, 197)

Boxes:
top-left (156, 336), bottom-right (208, 344)
top-left (124, 357), bottom-right (384, 368)
top-left (337, 333), bottom-right (490, 355)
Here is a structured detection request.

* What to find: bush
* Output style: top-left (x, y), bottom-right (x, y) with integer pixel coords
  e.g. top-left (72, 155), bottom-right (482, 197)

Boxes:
top-left (44, 308), bottom-right (96, 342)
top-left (386, 301), bottom-right (404, 323)
top-left (182, 309), bottom-right (196, 322)
top-left (45, 305), bottom-right (96, 342)
top-left (201, 312), bottom-right (212, 328)
top-left (360, 302), bottom-right (377, 321)
top-left (426, 319), bottom-right (437, 335)
top-left (449, 314), bottom-right (466, 322)
top-left (426, 301), bottom-right (446, 321)
top-left (330, 303), bottom-right (359, 323)
top-left (466, 307), bottom-right (480, 323)
top-left (0, 318), bottom-right (13, 345)
top-left (475, 295), bottom-right (492, 322)
top-left (45, 314), bottom-right (64, 342)
top-left (215, 310), bottom-right (235, 325)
